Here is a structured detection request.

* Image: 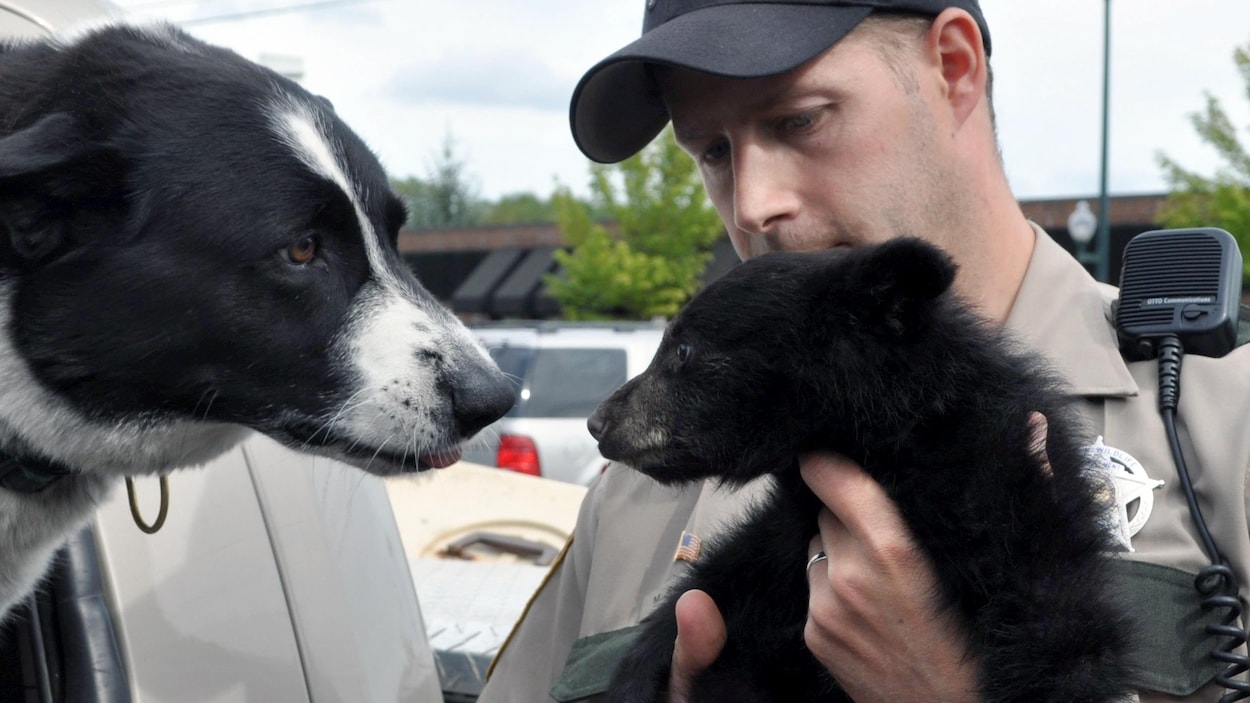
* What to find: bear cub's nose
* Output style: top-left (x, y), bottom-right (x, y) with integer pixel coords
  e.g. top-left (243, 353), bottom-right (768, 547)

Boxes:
top-left (587, 410), bottom-right (606, 441)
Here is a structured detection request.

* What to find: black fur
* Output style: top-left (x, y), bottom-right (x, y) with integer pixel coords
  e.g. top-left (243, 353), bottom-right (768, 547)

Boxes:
top-left (0, 26), bottom-right (389, 425)
top-left (589, 239), bottom-right (1135, 703)
top-left (0, 24), bottom-right (514, 620)
top-left (0, 25), bottom-right (511, 461)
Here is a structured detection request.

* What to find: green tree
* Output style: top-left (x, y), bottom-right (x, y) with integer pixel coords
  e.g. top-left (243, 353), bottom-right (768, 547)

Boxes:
top-left (391, 132), bottom-right (484, 229)
top-left (545, 128), bottom-right (724, 320)
top-left (1156, 41), bottom-right (1250, 285)
top-left (389, 176), bottom-right (430, 226)
top-left (483, 192), bottom-right (555, 224)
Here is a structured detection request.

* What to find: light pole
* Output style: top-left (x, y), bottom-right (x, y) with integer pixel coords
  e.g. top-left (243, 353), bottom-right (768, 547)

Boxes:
top-left (1095, 0), bottom-right (1112, 283)
top-left (1068, 200), bottom-right (1099, 269)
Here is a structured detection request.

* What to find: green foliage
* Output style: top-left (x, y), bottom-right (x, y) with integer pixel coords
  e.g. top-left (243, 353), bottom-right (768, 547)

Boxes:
top-left (482, 192), bottom-right (555, 224)
top-left (1156, 41), bottom-right (1250, 284)
top-left (391, 132), bottom-right (485, 229)
top-left (544, 128), bottom-right (725, 320)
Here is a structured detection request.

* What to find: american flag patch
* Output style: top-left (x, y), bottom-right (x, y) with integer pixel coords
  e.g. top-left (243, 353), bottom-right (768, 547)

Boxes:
top-left (674, 531), bottom-right (701, 563)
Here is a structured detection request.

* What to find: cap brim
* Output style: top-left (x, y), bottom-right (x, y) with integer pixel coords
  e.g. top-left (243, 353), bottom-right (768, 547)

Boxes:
top-left (570, 3), bottom-right (873, 163)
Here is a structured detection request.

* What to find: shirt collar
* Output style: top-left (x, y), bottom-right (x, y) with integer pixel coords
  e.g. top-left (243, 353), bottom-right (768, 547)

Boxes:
top-left (1004, 222), bottom-right (1138, 399)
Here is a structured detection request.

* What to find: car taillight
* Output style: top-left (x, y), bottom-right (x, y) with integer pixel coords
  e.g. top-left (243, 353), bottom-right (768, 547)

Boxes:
top-left (497, 435), bottom-right (541, 477)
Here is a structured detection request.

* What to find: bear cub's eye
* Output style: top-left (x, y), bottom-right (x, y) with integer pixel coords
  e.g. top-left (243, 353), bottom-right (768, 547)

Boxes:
top-left (676, 343), bottom-right (694, 364)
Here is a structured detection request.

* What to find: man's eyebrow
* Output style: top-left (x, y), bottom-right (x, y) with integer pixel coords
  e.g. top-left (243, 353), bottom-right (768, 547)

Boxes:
top-left (668, 69), bottom-right (848, 140)
top-left (670, 121), bottom-right (707, 146)
top-left (668, 85), bottom-right (786, 140)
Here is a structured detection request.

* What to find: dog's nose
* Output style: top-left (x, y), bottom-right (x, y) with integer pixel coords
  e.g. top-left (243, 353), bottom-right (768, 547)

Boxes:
top-left (453, 359), bottom-right (515, 437)
top-left (587, 409), bottom-right (606, 441)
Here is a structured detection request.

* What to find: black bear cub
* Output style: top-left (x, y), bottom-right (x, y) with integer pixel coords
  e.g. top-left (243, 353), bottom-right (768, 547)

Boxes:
top-left (588, 238), bottom-right (1134, 703)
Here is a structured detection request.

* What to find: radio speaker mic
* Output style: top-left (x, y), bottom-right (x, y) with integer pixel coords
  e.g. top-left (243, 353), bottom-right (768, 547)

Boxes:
top-left (1114, 227), bottom-right (1243, 361)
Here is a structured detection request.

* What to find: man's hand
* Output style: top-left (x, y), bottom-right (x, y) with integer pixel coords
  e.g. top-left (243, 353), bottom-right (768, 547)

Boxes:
top-left (666, 589), bottom-right (726, 703)
top-left (801, 452), bottom-right (980, 703)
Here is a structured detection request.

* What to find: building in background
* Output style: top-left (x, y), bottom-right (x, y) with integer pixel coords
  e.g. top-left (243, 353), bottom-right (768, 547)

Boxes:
top-left (404, 193), bottom-right (1170, 320)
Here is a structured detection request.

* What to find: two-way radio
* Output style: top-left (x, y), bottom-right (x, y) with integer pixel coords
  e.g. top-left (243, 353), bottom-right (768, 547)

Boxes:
top-left (1114, 227), bottom-right (1247, 701)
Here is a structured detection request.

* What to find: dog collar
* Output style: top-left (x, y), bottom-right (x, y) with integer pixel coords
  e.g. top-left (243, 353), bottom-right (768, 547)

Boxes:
top-left (0, 454), bottom-right (72, 493)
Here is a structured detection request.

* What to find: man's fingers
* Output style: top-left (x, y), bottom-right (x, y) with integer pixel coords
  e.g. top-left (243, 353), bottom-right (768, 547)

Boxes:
top-left (670, 589), bottom-right (726, 702)
top-left (1028, 412), bottom-right (1052, 478)
top-left (800, 452), bottom-right (900, 541)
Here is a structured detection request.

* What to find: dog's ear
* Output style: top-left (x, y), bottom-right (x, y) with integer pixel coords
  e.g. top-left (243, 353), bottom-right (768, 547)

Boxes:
top-left (0, 113), bottom-right (91, 179)
top-left (816, 238), bottom-right (957, 337)
top-left (0, 113), bottom-right (106, 264)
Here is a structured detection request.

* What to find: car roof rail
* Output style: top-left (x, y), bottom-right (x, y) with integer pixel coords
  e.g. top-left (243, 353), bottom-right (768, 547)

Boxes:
top-left (470, 320), bottom-right (666, 334)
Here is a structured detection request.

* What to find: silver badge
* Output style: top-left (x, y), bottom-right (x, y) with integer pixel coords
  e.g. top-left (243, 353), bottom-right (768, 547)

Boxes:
top-left (1085, 437), bottom-right (1164, 552)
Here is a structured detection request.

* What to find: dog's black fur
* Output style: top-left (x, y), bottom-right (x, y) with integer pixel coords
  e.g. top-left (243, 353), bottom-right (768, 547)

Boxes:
top-left (0, 24), bottom-right (513, 619)
top-left (589, 239), bottom-right (1135, 703)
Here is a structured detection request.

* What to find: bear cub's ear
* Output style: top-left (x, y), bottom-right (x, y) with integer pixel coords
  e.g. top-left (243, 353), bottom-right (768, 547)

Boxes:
top-left (856, 237), bottom-right (957, 304)
top-left (812, 237), bottom-right (958, 337)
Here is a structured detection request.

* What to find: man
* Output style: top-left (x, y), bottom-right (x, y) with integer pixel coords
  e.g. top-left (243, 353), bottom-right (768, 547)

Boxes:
top-left (480, 1), bottom-right (1250, 701)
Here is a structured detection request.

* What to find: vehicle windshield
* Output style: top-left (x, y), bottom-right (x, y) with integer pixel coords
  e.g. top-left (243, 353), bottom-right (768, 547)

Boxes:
top-left (489, 347), bottom-right (627, 418)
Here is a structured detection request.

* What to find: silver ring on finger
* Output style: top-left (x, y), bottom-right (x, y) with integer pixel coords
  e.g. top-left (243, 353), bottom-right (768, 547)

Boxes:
top-left (805, 550), bottom-right (828, 574)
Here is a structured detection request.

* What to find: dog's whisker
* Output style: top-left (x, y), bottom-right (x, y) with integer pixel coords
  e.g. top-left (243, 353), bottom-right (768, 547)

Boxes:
top-left (193, 387), bottom-right (220, 423)
top-left (365, 430), bottom-right (399, 473)
top-left (166, 387), bottom-right (222, 468)
top-left (309, 389), bottom-right (373, 439)
top-left (406, 428), bottom-right (419, 470)
top-left (321, 387), bottom-right (375, 428)
top-left (306, 385), bottom-right (382, 445)
top-left (300, 389), bottom-right (378, 454)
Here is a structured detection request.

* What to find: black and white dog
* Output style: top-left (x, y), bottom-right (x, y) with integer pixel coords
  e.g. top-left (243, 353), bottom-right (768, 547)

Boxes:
top-left (0, 24), bottom-right (514, 619)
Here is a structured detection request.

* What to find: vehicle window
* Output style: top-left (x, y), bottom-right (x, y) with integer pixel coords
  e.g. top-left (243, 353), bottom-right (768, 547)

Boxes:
top-left (488, 346), bottom-right (532, 405)
top-left (498, 348), bottom-right (627, 419)
top-left (486, 346), bottom-right (531, 417)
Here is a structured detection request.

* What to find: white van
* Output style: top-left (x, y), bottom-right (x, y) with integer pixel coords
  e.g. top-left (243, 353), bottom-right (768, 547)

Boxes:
top-left (463, 321), bottom-right (665, 486)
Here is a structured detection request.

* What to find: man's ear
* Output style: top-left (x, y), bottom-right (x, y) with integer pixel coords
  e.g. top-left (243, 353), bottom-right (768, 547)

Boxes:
top-left (925, 7), bottom-right (987, 129)
top-left (837, 238), bottom-right (957, 336)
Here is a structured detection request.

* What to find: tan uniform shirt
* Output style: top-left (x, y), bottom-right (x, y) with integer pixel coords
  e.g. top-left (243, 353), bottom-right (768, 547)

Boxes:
top-left (480, 227), bottom-right (1250, 702)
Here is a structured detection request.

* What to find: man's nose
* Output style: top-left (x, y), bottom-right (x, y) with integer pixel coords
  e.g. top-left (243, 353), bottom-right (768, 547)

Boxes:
top-left (732, 144), bottom-right (799, 236)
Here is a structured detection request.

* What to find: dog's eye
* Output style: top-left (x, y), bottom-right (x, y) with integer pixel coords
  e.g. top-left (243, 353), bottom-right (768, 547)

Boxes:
top-left (676, 343), bottom-right (693, 364)
top-left (285, 235), bottom-right (318, 265)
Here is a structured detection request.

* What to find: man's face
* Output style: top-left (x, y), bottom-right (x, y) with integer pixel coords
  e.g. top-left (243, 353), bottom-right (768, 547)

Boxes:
top-left (661, 27), bottom-right (965, 261)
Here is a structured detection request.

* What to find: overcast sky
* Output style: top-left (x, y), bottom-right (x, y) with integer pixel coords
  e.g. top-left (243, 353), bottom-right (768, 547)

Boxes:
top-left (110, 0), bottom-right (1250, 205)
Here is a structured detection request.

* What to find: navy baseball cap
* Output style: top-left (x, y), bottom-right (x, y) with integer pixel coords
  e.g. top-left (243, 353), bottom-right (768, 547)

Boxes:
top-left (570, 0), bottom-right (990, 163)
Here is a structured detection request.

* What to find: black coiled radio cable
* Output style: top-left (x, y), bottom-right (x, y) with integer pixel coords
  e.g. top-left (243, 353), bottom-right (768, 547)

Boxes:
top-left (1157, 336), bottom-right (1250, 701)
